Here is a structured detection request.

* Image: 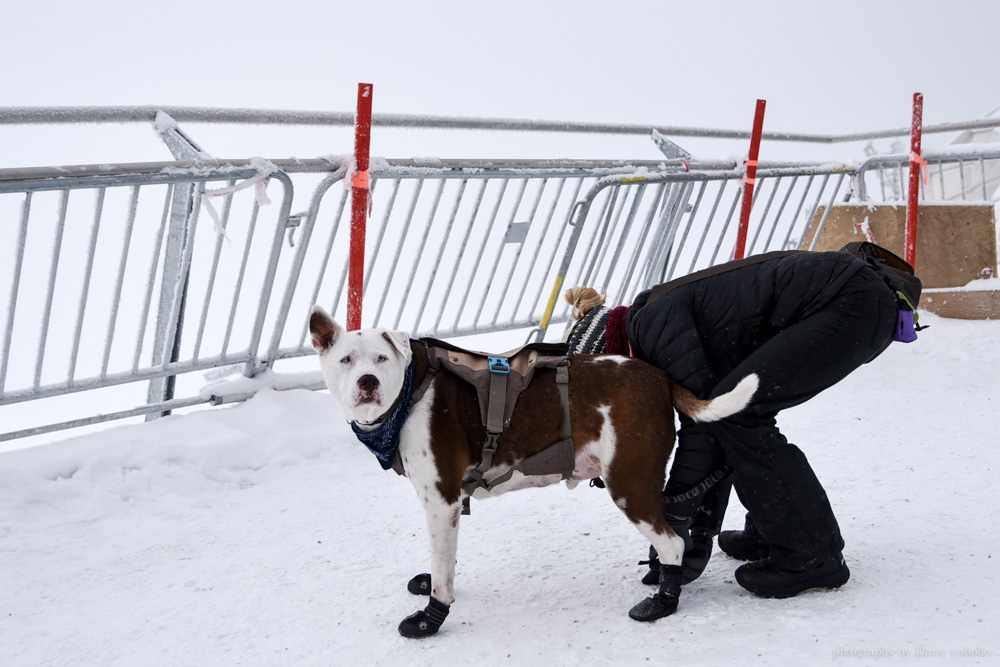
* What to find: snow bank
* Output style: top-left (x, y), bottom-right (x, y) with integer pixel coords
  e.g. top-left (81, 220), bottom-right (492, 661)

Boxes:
top-left (1, 314), bottom-right (999, 666)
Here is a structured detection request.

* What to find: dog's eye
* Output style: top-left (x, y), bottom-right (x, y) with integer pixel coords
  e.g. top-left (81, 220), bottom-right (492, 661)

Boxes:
top-left (376, 354), bottom-right (388, 363)
top-left (340, 355), bottom-right (352, 364)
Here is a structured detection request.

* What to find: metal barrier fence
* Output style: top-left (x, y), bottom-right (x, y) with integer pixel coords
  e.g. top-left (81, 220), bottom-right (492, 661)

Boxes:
top-left (3, 148), bottom-right (998, 443)
top-left (857, 145), bottom-right (1000, 203)
top-left (0, 157), bottom-right (697, 441)
top-left (553, 165), bottom-right (858, 309)
top-left (0, 161), bottom-right (306, 440)
top-left (263, 160), bottom-right (695, 364)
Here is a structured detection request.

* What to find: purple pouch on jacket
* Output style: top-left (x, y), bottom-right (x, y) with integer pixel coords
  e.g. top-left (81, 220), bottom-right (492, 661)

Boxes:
top-left (893, 309), bottom-right (918, 343)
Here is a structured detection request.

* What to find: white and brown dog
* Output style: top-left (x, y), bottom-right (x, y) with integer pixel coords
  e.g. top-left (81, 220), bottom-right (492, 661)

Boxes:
top-left (309, 305), bottom-right (757, 638)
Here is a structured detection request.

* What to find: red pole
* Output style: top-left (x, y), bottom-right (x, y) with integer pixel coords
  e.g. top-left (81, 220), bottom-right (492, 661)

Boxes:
top-left (347, 83), bottom-right (373, 331)
top-left (734, 99), bottom-right (766, 260)
top-left (905, 92), bottom-right (924, 268)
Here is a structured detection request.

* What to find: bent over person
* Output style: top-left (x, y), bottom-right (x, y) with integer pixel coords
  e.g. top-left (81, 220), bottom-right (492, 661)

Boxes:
top-left (564, 248), bottom-right (902, 598)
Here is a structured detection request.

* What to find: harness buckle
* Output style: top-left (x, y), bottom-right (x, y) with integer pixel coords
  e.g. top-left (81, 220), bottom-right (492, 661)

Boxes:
top-left (487, 356), bottom-right (510, 374)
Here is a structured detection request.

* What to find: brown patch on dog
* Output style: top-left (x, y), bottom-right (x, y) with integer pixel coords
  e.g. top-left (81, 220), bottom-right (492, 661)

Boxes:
top-left (410, 343), bottom-right (474, 505)
top-left (573, 356), bottom-right (676, 535)
top-left (413, 343), bottom-right (678, 537)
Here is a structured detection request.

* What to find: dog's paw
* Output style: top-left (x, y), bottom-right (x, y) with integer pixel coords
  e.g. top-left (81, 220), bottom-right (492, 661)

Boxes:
top-left (407, 572), bottom-right (431, 595)
top-left (628, 593), bottom-right (679, 622)
top-left (398, 597), bottom-right (450, 638)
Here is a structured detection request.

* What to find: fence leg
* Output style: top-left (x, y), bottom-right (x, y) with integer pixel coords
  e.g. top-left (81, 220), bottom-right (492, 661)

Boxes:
top-left (145, 111), bottom-right (211, 420)
top-left (145, 185), bottom-right (195, 420)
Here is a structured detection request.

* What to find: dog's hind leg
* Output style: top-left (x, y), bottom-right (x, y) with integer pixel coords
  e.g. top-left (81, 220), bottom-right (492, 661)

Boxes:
top-left (603, 475), bottom-right (686, 622)
top-left (595, 407), bottom-right (685, 622)
top-left (606, 480), bottom-right (687, 622)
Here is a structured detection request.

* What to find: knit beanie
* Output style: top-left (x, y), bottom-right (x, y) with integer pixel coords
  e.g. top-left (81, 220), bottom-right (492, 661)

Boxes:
top-left (566, 306), bottom-right (611, 355)
top-left (565, 305), bottom-right (632, 356)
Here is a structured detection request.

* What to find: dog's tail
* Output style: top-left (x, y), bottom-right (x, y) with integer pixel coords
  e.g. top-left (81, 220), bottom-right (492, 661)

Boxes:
top-left (671, 374), bottom-right (759, 423)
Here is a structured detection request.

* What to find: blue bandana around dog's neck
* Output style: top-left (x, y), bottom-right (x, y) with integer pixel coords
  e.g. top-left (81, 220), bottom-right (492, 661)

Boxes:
top-left (350, 360), bottom-right (416, 470)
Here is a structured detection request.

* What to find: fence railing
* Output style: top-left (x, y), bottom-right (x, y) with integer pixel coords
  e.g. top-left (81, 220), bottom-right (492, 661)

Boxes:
top-left (6, 105), bottom-right (1000, 144)
top-left (0, 162), bottom-right (308, 439)
top-left (857, 145), bottom-right (1000, 203)
top-left (0, 157), bottom-right (712, 441)
top-left (556, 164), bottom-right (859, 308)
top-left (3, 146), bottom-right (999, 443)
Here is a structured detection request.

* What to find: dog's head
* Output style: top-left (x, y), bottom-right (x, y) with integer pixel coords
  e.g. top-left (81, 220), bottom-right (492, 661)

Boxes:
top-left (309, 305), bottom-right (413, 424)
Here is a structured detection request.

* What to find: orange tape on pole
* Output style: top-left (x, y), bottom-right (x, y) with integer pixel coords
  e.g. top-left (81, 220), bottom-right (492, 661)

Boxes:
top-left (347, 83), bottom-right (373, 331)
top-left (735, 99), bottom-right (766, 260)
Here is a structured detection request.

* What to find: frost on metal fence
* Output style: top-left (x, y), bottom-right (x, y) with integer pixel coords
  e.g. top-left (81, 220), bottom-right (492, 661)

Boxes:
top-left (559, 165), bottom-right (856, 308)
top-left (0, 165), bottom-right (295, 441)
top-left (263, 162), bottom-right (667, 364)
top-left (6, 105), bottom-right (1000, 444)
top-left (264, 160), bottom-right (858, 367)
top-left (0, 158), bottom-right (864, 443)
top-left (0, 157), bottom-right (902, 444)
top-left (3, 159), bottom-right (676, 441)
top-left (857, 147), bottom-right (1000, 203)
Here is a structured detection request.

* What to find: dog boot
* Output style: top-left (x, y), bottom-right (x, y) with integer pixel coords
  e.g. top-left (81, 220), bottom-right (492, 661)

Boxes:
top-left (628, 564), bottom-right (683, 622)
top-left (407, 572), bottom-right (431, 595)
top-left (735, 553), bottom-right (850, 599)
top-left (398, 596), bottom-right (451, 638)
top-left (718, 513), bottom-right (770, 562)
top-left (638, 545), bottom-right (661, 585)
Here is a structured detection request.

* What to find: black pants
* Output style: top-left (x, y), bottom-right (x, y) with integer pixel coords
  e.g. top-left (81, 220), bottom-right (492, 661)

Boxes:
top-left (667, 266), bottom-right (898, 568)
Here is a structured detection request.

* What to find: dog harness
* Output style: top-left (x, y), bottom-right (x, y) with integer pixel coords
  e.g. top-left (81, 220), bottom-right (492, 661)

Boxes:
top-left (393, 339), bottom-right (576, 515)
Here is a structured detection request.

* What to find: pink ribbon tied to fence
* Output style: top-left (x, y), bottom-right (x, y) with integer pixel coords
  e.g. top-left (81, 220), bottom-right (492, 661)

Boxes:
top-left (200, 157), bottom-right (278, 239)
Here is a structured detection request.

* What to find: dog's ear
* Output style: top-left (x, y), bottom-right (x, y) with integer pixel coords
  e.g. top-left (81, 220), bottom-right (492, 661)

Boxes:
top-left (381, 330), bottom-right (412, 360)
top-left (310, 305), bottom-right (342, 352)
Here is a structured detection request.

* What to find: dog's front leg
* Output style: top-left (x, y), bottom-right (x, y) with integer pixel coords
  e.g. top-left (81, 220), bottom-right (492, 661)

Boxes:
top-left (398, 492), bottom-right (462, 638)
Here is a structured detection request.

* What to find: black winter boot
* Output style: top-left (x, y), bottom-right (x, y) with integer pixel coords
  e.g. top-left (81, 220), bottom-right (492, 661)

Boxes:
top-left (666, 514), bottom-right (717, 585)
top-left (629, 564), bottom-right (683, 621)
top-left (735, 553), bottom-right (850, 599)
top-left (679, 528), bottom-right (714, 584)
top-left (665, 515), bottom-right (694, 553)
top-left (398, 596), bottom-right (451, 638)
top-left (642, 517), bottom-right (715, 585)
top-left (718, 513), bottom-right (770, 561)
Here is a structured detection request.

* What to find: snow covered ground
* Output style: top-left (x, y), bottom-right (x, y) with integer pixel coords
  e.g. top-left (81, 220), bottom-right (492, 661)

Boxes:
top-left (2, 311), bottom-right (999, 666)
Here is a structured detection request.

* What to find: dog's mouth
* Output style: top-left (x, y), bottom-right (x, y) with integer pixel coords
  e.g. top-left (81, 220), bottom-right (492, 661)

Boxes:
top-left (354, 388), bottom-right (382, 407)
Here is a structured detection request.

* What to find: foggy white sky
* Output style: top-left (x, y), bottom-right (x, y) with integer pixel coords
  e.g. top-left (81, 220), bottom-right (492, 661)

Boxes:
top-left (3, 0), bottom-right (999, 165)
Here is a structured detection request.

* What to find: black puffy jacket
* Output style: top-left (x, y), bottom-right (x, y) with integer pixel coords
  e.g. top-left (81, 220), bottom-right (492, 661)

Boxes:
top-left (625, 251), bottom-right (867, 399)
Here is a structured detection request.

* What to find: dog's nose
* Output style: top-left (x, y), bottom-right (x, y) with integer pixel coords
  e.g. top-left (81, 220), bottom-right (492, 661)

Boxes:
top-left (358, 374), bottom-right (380, 393)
